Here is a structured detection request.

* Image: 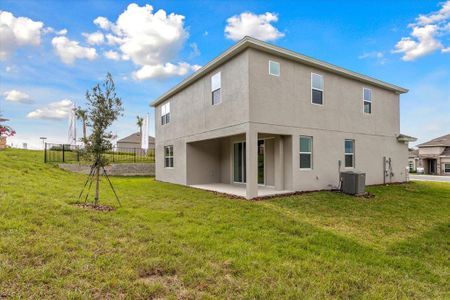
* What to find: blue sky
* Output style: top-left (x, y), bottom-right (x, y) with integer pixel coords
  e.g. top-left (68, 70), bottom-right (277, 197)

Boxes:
top-left (1, 0), bottom-right (449, 149)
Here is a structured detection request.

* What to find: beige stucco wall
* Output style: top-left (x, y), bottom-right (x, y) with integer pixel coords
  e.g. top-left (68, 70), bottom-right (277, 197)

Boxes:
top-left (247, 49), bottom-right (408, 190)
top-left (419, 147), bottom-right (445, 156)
top-left (154, 47), bottom-right (409, 194)
top-left (247, 48), bottom-right (400, 136)
top-left (155, 50), bottom-right (250, 184)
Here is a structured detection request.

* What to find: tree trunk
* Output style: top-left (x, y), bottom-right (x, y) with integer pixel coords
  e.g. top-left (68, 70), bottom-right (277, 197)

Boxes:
top-left (139, 126), bottom-right (142, 137)
top-left (94, 166), bottom-right (100, 205)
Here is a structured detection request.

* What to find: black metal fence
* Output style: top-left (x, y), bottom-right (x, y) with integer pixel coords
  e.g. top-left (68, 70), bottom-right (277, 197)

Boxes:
top-left (44, 143), bottom-right (155, 164)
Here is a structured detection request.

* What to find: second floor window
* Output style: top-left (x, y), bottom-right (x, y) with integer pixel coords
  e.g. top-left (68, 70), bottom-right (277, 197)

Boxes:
top-left (211, 72), bottom-right (221, 105)
top-left (363, 88), bottom-right (372, 114)
top-left (299, 136), bottom-right (313, 169)
top-left (269, 60), bottom-right (280, 76)
top-left (311, 73), bottom-right (324, 105)
top-left (161, 102), bottom-right (170, 125)
top-left (344, 139), bottom-right (355, 168)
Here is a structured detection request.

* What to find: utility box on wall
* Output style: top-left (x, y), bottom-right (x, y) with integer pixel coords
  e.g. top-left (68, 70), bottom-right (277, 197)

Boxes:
top-left (340, 171), bottom-right (366, 195)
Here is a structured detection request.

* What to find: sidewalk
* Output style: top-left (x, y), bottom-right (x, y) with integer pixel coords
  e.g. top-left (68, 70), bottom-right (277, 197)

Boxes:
top-left (410, 174), bottom-right (450, 183)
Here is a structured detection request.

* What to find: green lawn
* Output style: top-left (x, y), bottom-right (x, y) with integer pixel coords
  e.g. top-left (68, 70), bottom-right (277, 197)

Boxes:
top-left (1, 149), bottom-right (449, 299)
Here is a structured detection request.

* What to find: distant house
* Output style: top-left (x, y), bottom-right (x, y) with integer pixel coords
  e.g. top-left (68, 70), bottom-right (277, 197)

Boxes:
top-left (408, 148), bottom-right (419, 172)
top-left (116, 132), bottom-right (155, 150)
top-left (413, 134), bottom-right (450, 175)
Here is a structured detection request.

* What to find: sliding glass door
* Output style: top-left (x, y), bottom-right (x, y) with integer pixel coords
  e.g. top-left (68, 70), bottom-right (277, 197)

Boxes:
top-left (233, 142), bottom-right (246, 183)
top-left (233, 140), bottom-right (265, 185)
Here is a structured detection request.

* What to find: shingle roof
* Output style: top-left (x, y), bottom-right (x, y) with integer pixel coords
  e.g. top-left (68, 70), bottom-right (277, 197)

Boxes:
top-left (441, 147), bottom-right (450, 156)
top-left (409, 149), bottom-right (418, 157)
top-left (150, 36), bottom-right (408, 107)
top-left (117, 132), bottom-right (155, 144)
top-left (417, 134), bottom-right (450, 147)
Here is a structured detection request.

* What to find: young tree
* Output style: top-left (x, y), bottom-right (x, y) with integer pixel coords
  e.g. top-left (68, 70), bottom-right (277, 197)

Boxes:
top-left (136, 115), bottom-right (144, 136)
top-left (75, 107), bottom-right (88, 142)
top-left (83, 73), bottom-right (123, 205)
top-left (0, 113), bottom-right (15, 150)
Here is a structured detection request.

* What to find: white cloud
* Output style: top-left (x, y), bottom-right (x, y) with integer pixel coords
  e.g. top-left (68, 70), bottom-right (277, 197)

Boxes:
top-left (104, 50), bottom-right (120, 60)
top-left (393, 25), bottom-right (443, 61)
top-left (189, 42), bottom-right (200, 58)
top-left (92, 3), bottom-right (198, 80)
top-left (416, 1), bottom-right (450, 25)
top-left (97, 3), bottom-right (187, 65)
top-left (3, 89), bottom-right (32, 104)
top-left (27, 99), bottom-right (73, 119)
top-left (51, 36), bottom-right (97, 64)
top-left (56, 28), bottom-right (67, 35)
top-left (0, 10), bottom-right (44, 60)
top-left (82, 31), bottom-right (105, 45)
top-left (358, 51), bottom-right (387, 64)
top-left (94, 16), bottom-right (113, 30)
top-left (393, 1), bottom-right (450, 61)
top-left (225, 12), bottom-right (284, 42)
top-left (133, 62), bottom-right (201, 80)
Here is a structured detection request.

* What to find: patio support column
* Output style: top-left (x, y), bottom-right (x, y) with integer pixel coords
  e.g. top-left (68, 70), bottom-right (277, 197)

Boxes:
top-left (246, 126), bottom-right (258, 199)
top-left (274, 136), bottom-right (284, 190)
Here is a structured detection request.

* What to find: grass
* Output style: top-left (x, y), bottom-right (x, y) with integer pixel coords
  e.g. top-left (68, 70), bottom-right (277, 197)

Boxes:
top-left (1, 149), bottom-right (449, 299)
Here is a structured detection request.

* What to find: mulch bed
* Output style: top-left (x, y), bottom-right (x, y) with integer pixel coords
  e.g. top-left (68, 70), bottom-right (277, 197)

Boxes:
top-left (74, 203), bottom-right (116, 212)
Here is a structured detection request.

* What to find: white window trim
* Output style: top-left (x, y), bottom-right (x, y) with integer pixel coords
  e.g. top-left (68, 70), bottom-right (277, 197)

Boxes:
top-left (269, 60), bottom-right (280, 77)
top-left (164, 145), bottom-right (174, 168)
top-left (444, 163), bottom-right (450, 173)
top-left (363, 87), bottom-right (372, 114)
top-left (311, 73), bottom-right (324, 106)
top-left (211, 72), bottom-right (222, 105)
top-left (161, 102), bottom-right (171, 125)
top-left (344, 139), bottom-right (355, 169)
top-left (299, 136), bottom-right (313, 170)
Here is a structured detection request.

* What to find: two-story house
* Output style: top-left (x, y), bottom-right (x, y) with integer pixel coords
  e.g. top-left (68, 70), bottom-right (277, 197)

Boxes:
top-left (412, 134), bottom-right (450, 175)
top-left (151, 37), bottom-right (415, 199)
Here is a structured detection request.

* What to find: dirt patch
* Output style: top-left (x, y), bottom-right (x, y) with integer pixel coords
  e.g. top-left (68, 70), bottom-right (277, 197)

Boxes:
top-left (137, 268), bottom-right (189, 298)
top-left (74, 203), bottom-right (116, 212)
top-left (355, 192), bottom-right (375, 199)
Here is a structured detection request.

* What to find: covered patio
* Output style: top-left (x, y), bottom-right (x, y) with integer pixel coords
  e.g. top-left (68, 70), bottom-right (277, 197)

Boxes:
top-left (186, 129), bottom-right (292, 199)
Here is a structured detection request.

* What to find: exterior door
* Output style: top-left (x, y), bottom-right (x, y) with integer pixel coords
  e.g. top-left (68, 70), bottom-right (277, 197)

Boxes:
top-left (429, 159), bottom-right (436, 174)
top-left (233, 142), bottom-right (246, 183)
top-left (233, 140), bottom-right (270, 185)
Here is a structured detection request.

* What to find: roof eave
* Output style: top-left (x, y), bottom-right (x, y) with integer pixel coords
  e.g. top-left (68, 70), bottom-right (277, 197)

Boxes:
top-left (397, 134), bottom-right (417, 143)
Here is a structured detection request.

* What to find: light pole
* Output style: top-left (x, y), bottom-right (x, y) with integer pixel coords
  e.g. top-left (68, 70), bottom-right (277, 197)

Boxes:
top-left (40, 137), bottom-right (47, 150)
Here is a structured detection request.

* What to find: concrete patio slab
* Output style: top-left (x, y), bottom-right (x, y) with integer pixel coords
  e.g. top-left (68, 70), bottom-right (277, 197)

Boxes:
top-left (190, 183), bottom-right (293, 198)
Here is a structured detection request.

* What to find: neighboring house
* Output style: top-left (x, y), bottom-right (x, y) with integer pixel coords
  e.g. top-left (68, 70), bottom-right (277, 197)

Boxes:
top-left (415, 134), bottom-right (450, 175)
top-left (151, 37), bottom-right (416, 199)
top-left (408, 148), bottom-right (419, 172)
top-left (116, 132), bottom-right (155, 150)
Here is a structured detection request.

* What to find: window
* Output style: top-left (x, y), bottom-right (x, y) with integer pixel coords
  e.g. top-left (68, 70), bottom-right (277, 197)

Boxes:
top-left (269, 60), bottom-right (280, 76)
top-left (299, 136), bottom-right (313, 169)
top-left (445, 163), bottom-right (450, 173)
top-left (363, 88), bottom-right (372, 114)
top-left (161, 102), bottom-right (170, 125)
top-left (211, 72), bottom-right (221, 105)
top-left (344, 139), bottom-right (355, 168)
top-left (164, 145), bottom-right (174, 168)
top-left (409, 161), bottom-right (414, 172)
top-left (311, 73), bottom-right (324, 105)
